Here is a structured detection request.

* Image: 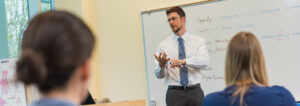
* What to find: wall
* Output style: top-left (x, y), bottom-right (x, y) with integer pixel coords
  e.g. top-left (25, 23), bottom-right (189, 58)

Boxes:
top-left (55, 0), bottom-right (82, 17)
top-left (55, 0), bottom-right (102, 100)
top-left (56, 0), bottom-right (205, 102)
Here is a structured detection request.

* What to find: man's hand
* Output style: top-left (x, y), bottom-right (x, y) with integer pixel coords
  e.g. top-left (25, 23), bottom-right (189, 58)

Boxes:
top-left (154, 52), bottom-right (170, 67)
top-left (170, 59), bottom-right (186, 68)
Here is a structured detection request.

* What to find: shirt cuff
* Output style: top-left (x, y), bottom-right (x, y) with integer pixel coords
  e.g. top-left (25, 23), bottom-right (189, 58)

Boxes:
top-left (159, 66), bottom-right (166, 72)
top-left (184, 59), bottom-right (191, 67)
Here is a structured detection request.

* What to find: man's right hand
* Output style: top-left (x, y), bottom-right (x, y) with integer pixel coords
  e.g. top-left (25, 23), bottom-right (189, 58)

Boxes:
top-left (154, 52), bottom-right (170, 67)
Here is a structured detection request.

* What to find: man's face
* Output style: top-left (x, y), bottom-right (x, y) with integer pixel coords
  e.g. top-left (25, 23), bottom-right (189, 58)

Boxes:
top-left (167, 12), bottom-right (185, 33)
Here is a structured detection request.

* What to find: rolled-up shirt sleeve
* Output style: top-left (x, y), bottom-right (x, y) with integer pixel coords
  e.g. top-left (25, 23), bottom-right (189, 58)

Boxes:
top-left (154, 44), bottom-right (167, 79)
top-left (185, 39), bottom-right (210, 70)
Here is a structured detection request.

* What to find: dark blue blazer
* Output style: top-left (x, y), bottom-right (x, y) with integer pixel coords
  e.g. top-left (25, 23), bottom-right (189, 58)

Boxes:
top-left (203, 84), bottom-right (296, 106)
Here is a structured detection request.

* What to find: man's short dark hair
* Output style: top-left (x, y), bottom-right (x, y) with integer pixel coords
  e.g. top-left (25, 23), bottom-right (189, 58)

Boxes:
top-left (166, 6), bottom-right (185, 17)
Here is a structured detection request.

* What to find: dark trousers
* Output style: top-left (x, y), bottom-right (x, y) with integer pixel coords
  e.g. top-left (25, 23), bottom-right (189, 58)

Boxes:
top-left (166, 84), bottom-right (204, 106)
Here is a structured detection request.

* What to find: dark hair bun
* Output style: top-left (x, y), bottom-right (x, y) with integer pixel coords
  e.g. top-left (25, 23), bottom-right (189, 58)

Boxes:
top-left (16, 49), bottom-right (47, 85)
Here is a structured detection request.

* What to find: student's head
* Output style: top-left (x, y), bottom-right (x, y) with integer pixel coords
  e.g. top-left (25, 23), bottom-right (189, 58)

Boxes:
top-left (225, 32), bottom-right (268, 104)
top-left (166, 6), bottom-right (186, 33)
top-left (16, 11), bottom-right (95, 102)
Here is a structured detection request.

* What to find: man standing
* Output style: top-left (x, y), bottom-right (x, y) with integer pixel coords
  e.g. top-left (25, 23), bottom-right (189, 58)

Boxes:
top-left (154, 6), bottom-right (209, 106)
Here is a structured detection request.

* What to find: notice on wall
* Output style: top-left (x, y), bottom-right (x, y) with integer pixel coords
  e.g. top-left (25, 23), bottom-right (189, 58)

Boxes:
top-left (0, 58), bottom-right (26, 106)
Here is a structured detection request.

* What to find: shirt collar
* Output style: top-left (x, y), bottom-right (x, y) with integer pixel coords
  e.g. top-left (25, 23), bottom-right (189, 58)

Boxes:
top-left (173, 32), bottom-right (189, 42)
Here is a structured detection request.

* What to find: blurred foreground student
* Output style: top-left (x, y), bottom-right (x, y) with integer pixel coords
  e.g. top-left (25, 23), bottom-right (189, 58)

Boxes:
top-left (16, 11), bottom-right (95, 106)
top-left (202, 32), bottom-right (296, 106)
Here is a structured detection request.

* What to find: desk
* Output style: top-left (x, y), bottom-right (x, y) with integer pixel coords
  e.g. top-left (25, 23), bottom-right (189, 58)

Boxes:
top-left (84, 100), bottom-right (146, 106)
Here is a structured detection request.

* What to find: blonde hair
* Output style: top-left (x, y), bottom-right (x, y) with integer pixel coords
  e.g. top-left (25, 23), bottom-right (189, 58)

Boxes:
top-left (225, 32), bottom-right (269, 105)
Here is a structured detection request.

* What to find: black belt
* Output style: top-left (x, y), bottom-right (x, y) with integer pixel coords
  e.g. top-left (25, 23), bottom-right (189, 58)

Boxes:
top-left (168, 84), bottom-right (200, 90)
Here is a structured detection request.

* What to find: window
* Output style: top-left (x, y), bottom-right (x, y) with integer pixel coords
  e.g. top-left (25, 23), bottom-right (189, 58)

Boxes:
top-left (4, 0), bottom-right (29, 58)
top-left (0, 0), bottom-right (55, 59)
top-left (40, 0), bottom-right (55, 12)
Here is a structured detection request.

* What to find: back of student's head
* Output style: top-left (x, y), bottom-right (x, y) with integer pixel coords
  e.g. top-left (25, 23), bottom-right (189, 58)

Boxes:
top-left (225, 32), bottom-right (268, 104)
top-left (16, 11), bottom-right (95, 93)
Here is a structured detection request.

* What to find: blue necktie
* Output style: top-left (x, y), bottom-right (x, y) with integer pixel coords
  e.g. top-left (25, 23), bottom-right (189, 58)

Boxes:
top-left (178, 37), bottom-right (189, 87)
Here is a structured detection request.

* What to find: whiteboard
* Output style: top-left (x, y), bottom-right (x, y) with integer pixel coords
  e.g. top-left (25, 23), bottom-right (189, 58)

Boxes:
top-left (141, 0), bottom-right (300, 105)
top-left (0, 59), bottom-right (27, 106)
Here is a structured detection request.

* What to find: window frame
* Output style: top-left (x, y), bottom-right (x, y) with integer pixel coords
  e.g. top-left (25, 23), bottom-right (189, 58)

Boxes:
top-left (0, 0), bottom-right (9, 59)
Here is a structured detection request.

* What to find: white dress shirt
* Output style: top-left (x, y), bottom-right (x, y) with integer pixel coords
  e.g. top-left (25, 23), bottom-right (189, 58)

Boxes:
top-left (154, 32), bottom-right (210, 86)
